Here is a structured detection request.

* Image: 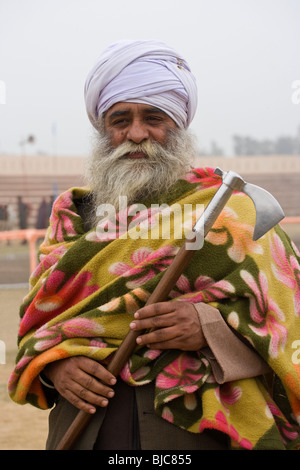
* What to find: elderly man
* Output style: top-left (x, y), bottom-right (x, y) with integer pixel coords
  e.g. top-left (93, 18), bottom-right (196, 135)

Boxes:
top-left (9, 40), bottom-right (300, 450)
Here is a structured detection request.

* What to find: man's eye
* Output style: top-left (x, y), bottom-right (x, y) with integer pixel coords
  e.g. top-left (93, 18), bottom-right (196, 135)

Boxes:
top-left (112, 119), bottom-right (128, 126)
top-left (146, 116), bottom-right (162, 123)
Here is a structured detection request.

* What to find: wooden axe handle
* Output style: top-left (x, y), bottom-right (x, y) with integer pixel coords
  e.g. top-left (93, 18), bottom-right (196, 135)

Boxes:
top-left (56, 232), bottom-right (198, 450)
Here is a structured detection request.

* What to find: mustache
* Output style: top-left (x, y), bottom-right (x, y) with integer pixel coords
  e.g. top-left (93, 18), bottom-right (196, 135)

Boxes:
top-left (105, 140), bottom-right (170, 163)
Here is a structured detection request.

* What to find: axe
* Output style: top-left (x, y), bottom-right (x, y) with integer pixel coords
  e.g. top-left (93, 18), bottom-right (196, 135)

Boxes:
top-left (55, 167), bottom-right (284, 450)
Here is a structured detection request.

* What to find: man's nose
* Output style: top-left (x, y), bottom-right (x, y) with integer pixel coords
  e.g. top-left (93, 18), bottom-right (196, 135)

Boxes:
top-left (126, 120), bottom-right (150, 143)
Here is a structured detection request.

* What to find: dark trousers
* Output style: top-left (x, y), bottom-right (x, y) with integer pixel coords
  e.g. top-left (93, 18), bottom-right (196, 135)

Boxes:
top-left (46, 380), bottom-right (229, 450)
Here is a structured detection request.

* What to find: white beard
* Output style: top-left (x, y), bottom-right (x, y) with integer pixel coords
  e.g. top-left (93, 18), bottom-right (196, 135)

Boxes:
top-left (84, 127), bottom-right (198, 227)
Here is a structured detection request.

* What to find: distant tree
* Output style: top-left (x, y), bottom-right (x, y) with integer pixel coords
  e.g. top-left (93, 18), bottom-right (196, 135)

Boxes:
top-left (259, 139), bottom-right (274, 155)
top-left (232, 135), bottom-right (261, 155)
top-left (198, 140), bottom-right (225, 156)
top-left (233, 126), bottom-right (300, 156)
top-left (210, 141), bottom-right (224, 156)
top-left (274, 136), bottom-right (295, 155)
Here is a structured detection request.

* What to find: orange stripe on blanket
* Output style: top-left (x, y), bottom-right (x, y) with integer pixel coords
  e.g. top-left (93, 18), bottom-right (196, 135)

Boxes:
top-left (17, 348), bottom-right (69, 408)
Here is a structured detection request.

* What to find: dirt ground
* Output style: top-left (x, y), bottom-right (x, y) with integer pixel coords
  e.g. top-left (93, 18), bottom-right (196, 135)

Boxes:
top-left (0, 288), bottom-right (50, 450)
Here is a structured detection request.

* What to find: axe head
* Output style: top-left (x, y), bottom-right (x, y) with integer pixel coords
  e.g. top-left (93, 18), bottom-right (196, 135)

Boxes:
top-left (214, 168), bottom-right (285, 241)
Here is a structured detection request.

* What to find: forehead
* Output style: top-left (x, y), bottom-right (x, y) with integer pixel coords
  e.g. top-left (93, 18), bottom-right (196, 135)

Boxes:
top-left (104, 102), bottom-right (170, 119)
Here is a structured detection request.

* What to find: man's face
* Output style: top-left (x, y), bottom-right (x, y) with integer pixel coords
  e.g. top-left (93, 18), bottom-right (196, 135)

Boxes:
top-left (86, 102), bottom-right (196, 225)
top-left (103, 102), bottom-right (178, 153)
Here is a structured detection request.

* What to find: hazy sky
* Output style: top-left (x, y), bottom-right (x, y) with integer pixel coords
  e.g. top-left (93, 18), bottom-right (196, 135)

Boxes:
top-left (0, 0), bottom-right (299, 157)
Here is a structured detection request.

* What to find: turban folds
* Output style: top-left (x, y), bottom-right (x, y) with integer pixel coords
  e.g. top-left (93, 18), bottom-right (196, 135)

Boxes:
top-left (84, 40), bottom-right (198, 129)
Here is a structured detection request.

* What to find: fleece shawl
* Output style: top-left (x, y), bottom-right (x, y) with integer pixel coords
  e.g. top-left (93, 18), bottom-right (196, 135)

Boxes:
top-left (8, 167), bottom-right (300, 450)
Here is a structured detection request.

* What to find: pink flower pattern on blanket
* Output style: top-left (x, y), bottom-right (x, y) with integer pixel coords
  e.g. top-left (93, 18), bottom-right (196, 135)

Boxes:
top-left (30, 245), bottom-right (68, 280)
top-left (50, 191), bottom-right (79, 241)
top-left (270, 232), bottom-right (300, 316)
top-left (156, 354), bottom-right (205, 394)
top-left (184, 167), bottom-right (222, 188)
top-left (109, 245), bottom-right (178, 288)
top-left (199, 411), bottom-right (253, 449)
top-left (241, 269), bottom-right (287, 358)
top-left (33, 318), bottom-right (105, 352)
top-left (170, 273), bottom-right (235, 303)
top-left (215, 383), bottom-right (242, 414)
top-left (19, 270), bottom-right (99, 336)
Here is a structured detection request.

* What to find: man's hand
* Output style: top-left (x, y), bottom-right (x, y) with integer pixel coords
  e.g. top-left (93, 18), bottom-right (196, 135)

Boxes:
top-left (129, 301), bottom-right (207, 351)
top-left (44, 356), bottom-right (116, 414)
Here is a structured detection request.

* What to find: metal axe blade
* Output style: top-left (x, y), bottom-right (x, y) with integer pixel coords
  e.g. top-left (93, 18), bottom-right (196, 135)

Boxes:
top-left (242, 181), bottom-right (285, 240)
top-left (193, 168), bottom-right (285, 241)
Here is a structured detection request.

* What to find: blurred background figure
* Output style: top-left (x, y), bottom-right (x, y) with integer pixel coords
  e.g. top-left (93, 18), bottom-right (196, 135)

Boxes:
top-left (36, 197), bottom-right (51, 229)
top-left (6, 202), bottom-right (17, 231)
top-left (17, 196), bottom-right (30, 244)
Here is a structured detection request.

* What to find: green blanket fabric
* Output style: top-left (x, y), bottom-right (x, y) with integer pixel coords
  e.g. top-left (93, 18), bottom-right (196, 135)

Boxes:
top-left (8, 167), bottom-right (300, 449)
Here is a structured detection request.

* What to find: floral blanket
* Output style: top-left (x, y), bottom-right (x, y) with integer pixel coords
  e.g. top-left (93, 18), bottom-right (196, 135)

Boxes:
top-left (8, 167), bottom-right (300, 449)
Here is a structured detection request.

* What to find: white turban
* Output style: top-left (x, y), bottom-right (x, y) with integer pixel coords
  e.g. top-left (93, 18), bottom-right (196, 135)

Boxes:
top-left (84, 40), bottom-right (198, 129)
